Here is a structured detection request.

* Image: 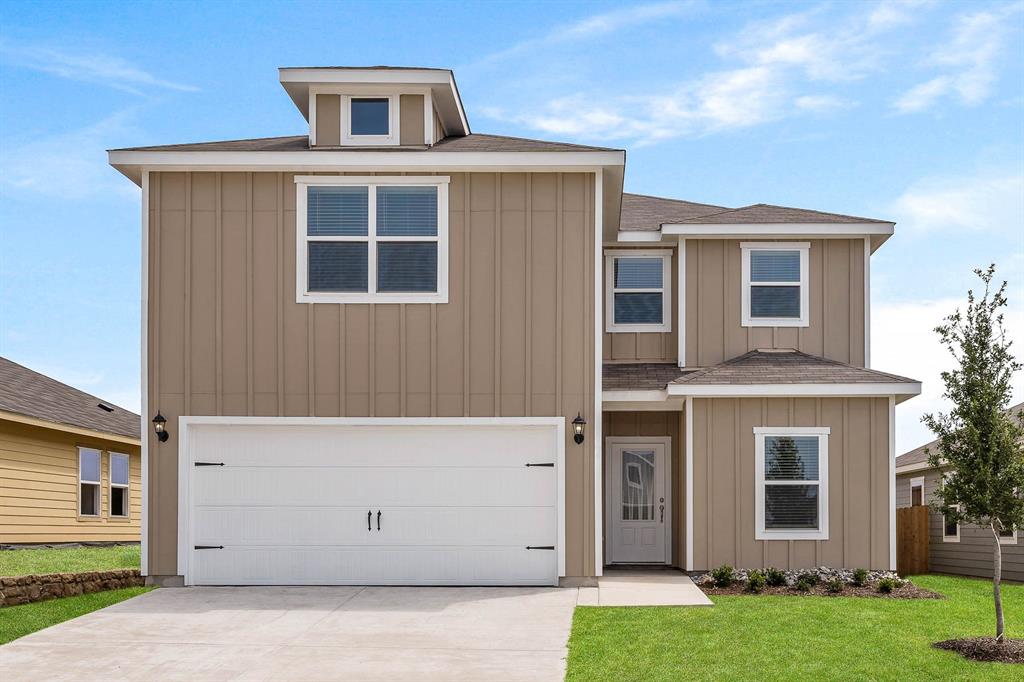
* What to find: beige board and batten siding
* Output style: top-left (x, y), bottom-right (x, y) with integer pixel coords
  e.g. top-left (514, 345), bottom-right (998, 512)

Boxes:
top-left (896, 470), bottom-right (1024, 581)
top-left (691, 396), bottom-right (890, 571)
top-left (399, 94), bottom-right (424, 145)
top-left (0, 420), bottom-right (141, 543)
top-left (147, 170), bottom-right (597, 578)
top-left (684, 239), bottom-right (866, 368)
top-left (602, 410), bottom-right (686, 567)
top-left (313, 93), bottom-right (425, 146)
top-left (603, 244), bottom-right (678, 363)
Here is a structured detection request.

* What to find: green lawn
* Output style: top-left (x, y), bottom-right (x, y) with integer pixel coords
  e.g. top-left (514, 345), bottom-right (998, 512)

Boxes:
top-left (0, 545), bottom-right (140, 577)
top-left (567, 575), bottom-right (1023, 681)
top-left (0, 587), bottom-right (152, 645)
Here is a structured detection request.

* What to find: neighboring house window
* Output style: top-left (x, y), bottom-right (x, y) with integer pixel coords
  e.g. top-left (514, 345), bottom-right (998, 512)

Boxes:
top-left (295, 177), bottom-right (449, 303)
top-left (741, 242), bottom-right (809, 327)
top-left (78, 447), bottom-right (101, 517)
top-left (910, 476), bottom-right (924, 506)
top-left (942, 473), bottom-right (960, 543)
top-left (341, 95), bottom-right (396, 145)
top-left (604, 250), bottom-right (672, 333)
top-left (754, 427), bottom-right (829, 540)
top-left (998, 525), bottom-right (1017, 545)
top-left (109, 453), bottom-right (130, 518)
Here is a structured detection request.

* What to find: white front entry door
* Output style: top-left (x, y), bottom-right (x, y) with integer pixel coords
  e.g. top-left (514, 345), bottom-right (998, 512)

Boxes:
top-left (181, 420), bottom-right (562, 586)
top-left (609, 442), bottom-right (667, 563)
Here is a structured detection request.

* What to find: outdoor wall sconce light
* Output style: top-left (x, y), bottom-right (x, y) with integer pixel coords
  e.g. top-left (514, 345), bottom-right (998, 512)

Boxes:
top-left (572, 412), bottom-right (586, 445)
top-left (153, 412), bottom-right (169, 442)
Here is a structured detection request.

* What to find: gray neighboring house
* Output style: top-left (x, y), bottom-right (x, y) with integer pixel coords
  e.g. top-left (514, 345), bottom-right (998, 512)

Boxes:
top-left (895, 402), bottom-right (1024, 582)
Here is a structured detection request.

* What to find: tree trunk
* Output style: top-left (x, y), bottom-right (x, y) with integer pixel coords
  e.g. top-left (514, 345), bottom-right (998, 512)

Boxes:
top-left (992, 522), bottom-right (1005, 642)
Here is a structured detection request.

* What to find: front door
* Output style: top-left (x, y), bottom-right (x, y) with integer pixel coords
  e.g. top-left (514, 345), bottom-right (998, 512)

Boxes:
top-left (609, 442), bottom-right (667, 563)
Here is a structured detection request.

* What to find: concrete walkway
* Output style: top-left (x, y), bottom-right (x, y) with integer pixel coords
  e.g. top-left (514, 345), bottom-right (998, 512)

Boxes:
top-left (581, 570), bottom-right (714, 606)
top-left (0, 586), bottom-right (580, 681)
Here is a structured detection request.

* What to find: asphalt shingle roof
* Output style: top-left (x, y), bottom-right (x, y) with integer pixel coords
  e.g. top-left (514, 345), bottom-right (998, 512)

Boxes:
top-left (673, 203), bottom-right (892, 225)
top-left (619, 193), bottom-right (728, 232)
top-left (669, 350), bottom-right (918, 386)
top-left (110, 133), bottom-right (620, 154)
top-left (0, 356), bottom-right (140, 440)
top-left (620, 198), bottom-right (892, 232)
top-left (896, 402), bottom-right (1024, 469)
top-left (603, 363), bottom-right (694, 392)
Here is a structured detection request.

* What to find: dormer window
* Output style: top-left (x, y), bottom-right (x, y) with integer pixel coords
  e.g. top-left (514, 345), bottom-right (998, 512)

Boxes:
top-left (342, 95), bottom-right (397, 145)
top-left (741, 242), bottom-right (809, 327)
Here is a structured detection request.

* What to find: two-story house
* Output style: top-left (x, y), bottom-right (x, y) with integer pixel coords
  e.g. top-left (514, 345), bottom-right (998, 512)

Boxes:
top-left (109, 66), bottom-right (920, 587)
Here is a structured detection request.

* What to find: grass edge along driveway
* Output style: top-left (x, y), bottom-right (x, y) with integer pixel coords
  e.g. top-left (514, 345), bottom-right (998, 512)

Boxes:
top-left (0, 587), bottom-right (153, 645)
top-left (566, 575), bottom-right (1023, 681)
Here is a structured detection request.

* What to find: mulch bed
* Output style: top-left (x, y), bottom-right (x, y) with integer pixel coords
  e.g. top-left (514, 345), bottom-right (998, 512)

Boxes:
top-left (933, 637), bottom-right (1024, 663)
top-left (699, 582), bottom-right (943, 599)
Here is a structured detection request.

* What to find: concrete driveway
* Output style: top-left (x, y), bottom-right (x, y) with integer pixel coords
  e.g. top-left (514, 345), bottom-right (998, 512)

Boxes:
top-left (0, 586), bottom-right (581, 681)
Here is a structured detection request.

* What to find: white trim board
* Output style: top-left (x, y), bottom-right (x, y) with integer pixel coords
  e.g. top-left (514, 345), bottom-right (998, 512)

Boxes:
top-left (888, 395), bottom-right (896, 570)
top-left (176, 416), bottom-right (566, 586)
top-left (594, 169), bottom-right (604, 578)
top-left (685, 396), bottom-right (693, 571)
top-left (667, 382), bottom-right (922, 398)
top-left (140, 170), bottom-right (149, 576)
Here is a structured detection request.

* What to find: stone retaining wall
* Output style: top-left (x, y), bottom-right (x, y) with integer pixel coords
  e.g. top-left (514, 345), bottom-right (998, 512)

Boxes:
top-left (0, 569), bottom-right (143, 607)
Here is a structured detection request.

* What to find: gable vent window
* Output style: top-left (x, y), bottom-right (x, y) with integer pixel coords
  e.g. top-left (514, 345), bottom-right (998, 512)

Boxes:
top-left (78, 447), bottom-right (101, 517)
top-left (605, 250), bottom-right (672, 333)
top-left (296, 177), bottom-right (449, 304)
top-left (755, 427), bottom-right (829, 540)
top-left (741, 242), bottom-right (809, 327)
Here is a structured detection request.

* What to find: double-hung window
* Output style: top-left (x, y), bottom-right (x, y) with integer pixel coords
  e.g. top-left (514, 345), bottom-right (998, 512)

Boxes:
top-left (78, 447), bottom-right (101, 517)
top-left (296, 177), bottom-right (449, 303)
top-left (741, 242), bottom-right (809, 327)
top-left (605, 250), bottom-right (672, 333)
top-left (109, 453), bottom-right (130, 518)
top-left (755, 427), bottom-right (829, 540)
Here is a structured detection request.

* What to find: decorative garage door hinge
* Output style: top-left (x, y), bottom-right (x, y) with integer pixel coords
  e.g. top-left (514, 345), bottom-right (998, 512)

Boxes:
top-left (524, 462), bottom-right (555, 467)
top-left (525, 546), bottom-right (555, 550)
top-left (194, 462), bottom-right (225, 466)
top-left (194, 545), bottom-right (224, 550)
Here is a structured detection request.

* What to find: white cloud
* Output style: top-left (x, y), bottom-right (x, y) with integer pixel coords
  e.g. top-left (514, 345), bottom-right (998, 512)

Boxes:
top-left (794, 94), bottom-right (850, 112)
top-left (874, 291), bottom-right (1024, 453)
top-left (0, 42), bottom-right (198, 94)
top-left (1, 109), bottom-right (143, 201)
top-left (889, 170), bottom-right (1024, 233)
top-left (894, 4), bottom-right (1022, 113)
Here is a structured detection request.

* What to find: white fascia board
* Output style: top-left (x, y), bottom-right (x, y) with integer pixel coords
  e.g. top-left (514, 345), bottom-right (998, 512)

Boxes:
top-left (279, 68), bottom-right (454, 85)
top-left (666, 382), bottom-right (922, 398)
top-left (602, 389), bottom-right (670, 403)
top-left (617, 231), bottom-right (664, 242)
top-left (662, 223), bottom-right (895, 237)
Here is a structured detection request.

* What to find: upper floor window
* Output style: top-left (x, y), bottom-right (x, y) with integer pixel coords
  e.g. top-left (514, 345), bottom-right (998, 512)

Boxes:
top-left (605, 250), bottom-right (672, 333)
top-left (342, 95), bottom-right (396, 145)
top-left (741, 242), bottom-right (809, 327)
top-left (295, 176), bottom-right (449, 304)
top-left (755, 427), bottom-right (829, 540)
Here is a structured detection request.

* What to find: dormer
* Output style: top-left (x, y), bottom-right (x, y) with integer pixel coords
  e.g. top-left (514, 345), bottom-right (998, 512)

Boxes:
top-left (279, 67), bottom-right (470, 148)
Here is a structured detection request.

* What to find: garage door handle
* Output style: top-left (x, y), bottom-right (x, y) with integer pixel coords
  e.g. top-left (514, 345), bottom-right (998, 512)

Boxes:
top-left (194, 545), bottom-right (223, 550)
top-left (526, 546), bottom-right (555, 550)
top-left (377, 510), bottom-right (381, 531)
top-left (525, 462), bottom-right (555, 467)
top-left (367, 510), bottom-right (372, 532)
top-left (194, 462), bottom-right (225, 467)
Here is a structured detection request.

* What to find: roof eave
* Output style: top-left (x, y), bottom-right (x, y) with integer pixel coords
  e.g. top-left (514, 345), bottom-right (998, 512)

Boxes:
top-left (666, 382), bottom-right (922, 402)
top-left (0, 410), bottom-right (141, 446)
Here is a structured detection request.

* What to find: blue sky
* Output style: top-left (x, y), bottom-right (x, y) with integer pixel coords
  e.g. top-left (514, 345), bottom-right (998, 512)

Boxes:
top-left (1, 0), bottom-right (1022, 451)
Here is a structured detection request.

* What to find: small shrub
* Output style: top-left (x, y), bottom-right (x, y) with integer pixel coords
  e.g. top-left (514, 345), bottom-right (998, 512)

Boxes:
top-left (711, 564), bottom-right (735, 588)
top-left (877, 577), bottom-right (901, 594)
top-left (745, 570), bottom-right (767, 593)
top-left (851, 568), bottom-right (869, 587)
top-left (765, 567), bottom-right (787, 587)
top-left (824, 578), bottom-right (844, 594)
top-left (796, 570), bottom-right (820, 586)
top-left (794, 575), bottom-right (816, 592)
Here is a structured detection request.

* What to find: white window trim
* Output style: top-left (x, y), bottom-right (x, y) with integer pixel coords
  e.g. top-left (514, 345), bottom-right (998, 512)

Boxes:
top-left (910, 476), bottom-right (925, 505)
top-left (754, 426), bottom-right (829, 541)
top-left (604, 249), bottom-right (672, 333)
top-left (77, 446), bottom-right (101, 518)
top-left (109, 452), bottom-right (130, 519)
top-left (941, 472), bottom-right (960, 542)
top-left (998, 526), bottom-right (1018, 545)
top-left (341, 94), bottom-right (399, 146)
top-left (741, 241), bottom-right (810, 328)
top-left (295, 176), bottom-right (449, 304)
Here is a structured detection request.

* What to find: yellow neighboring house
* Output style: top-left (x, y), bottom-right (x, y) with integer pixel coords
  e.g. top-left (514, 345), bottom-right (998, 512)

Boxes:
top-left (0, 356), bottom-right (141, 545)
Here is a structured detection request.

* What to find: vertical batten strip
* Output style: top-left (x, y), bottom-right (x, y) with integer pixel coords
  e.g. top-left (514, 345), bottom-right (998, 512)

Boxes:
top-left (463, 174), bottom-right (471, 416)
top-left (183, 173), bottom-right (192, 416)
top-left (400, 304), bottom-right (407, 417)
top-left (369, 305), bottom-right (375, 417)
top-left (843, 398), bottom-right (850, 567)
top-left (815, 398), bottom-right (823, 566)
top-left (215, 174), bottom-right (223, 415)
top-left (685, 396), bottom-right (693, 570)
top-left (555, 174), bottom-right (563, 416)
top-left (140, 170), bottom-right (149, 575)
top-left (494, 173), bottom-right (502, 416)
top-left (888, 395), bottom-right (896, 570)
top-left (525, 175), bottom-right (533, 416)
top-left (339, 307), bottom-right (346, 416)
top-left (869, 397), bottom-right (876, 568)
top-left (733, 399), bottom-right (740, 565)
top-left (245, 172), bottom-right (254, 416)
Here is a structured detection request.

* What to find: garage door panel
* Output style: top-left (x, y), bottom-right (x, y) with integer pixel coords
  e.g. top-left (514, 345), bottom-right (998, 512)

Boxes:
top-left (186, 421), bottom-right (561, 586)
top-left (194, 466), bottom-right (555, 507)
top-left (193, 546), bottom-right (557, 586)
top-left (191, 426), bottom-right (556, 469)
top-left (194, 506), bottom-right (556, 546)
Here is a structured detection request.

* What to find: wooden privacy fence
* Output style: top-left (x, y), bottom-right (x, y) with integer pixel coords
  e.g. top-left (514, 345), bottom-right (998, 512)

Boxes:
top-left (897, 506), bottom-right (929, 576)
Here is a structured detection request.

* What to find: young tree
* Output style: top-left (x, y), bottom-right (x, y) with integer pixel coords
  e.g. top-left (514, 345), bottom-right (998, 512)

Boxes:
top-left (924, 265), bottom-right (1024, 642)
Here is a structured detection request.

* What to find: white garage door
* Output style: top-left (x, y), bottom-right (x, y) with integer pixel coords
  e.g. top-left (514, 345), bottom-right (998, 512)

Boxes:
top-left (180, 420), bottom-right (562, 586)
